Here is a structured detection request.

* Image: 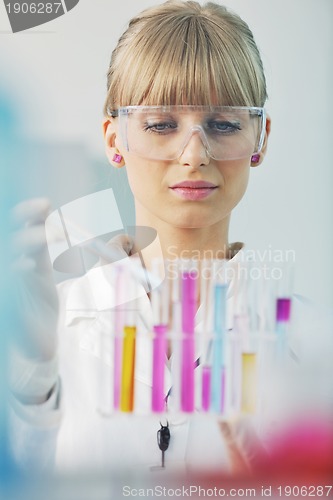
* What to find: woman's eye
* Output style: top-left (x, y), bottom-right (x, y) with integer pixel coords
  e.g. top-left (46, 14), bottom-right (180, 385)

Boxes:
top-left (143, 121), bottom-right (178, 133)
top-left (206, 120), bottom-right (242, 134)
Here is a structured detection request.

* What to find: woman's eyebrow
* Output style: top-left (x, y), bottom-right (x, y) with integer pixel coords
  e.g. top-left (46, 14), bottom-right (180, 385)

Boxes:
top-left (144, 112), bottom-right (178, 121)
top-left (204, 111), bottom-right (236, 119)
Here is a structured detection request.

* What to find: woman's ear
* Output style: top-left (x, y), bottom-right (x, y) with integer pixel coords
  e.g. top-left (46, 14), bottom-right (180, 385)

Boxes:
top-left (102, 118), bottom-right (125, 168)
top-left (250, 114), bottom-right (271, 167)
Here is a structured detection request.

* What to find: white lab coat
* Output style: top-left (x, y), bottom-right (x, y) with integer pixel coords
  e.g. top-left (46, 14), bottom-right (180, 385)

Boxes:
top-left (9, 246), bottom-right (333, 474)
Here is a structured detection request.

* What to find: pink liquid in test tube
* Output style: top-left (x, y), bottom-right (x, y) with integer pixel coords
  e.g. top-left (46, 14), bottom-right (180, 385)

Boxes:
top-left (181, 271), bottom-right (196, 413)
top-left (113, 336), bottom-right (122, 410)
top-left (152, 324), bottom-right (168, 413)
top-left (276, 298), bottom-right (291, 322)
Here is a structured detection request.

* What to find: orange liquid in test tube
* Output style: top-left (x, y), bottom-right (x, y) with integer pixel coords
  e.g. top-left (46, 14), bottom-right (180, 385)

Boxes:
top-left (241, 352), bottom-right (257, 414)
top-left (120, 326), bottom-right (136, 412)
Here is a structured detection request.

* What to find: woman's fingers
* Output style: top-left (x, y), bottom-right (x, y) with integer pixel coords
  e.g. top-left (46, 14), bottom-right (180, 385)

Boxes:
top-left (219, 416), bottom-right (269, 475)
top-left (11, 224), bottom-right (47, 256)
top-left (92, 233), bottom-right (135, 265)
top-left (109, 234), bottom-right (135, 255)
top-left (229, 417), bottom-right (268, 469)
top-left (219, 420), bottom-right (251, 475)
top-left (10, 198), bottom-right (54, 274)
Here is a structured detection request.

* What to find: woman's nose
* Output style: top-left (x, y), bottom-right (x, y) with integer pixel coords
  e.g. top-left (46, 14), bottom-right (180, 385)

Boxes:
top-left (178, 128), bottom-right (210, 167)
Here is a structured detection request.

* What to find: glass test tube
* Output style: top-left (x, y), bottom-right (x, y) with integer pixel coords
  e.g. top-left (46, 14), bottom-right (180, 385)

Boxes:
top-left (181, 267), bottom-right (196, 413)
top-left (113, 265), bottom-right (125, 411)
top-left (120, 268), bottom-right (137, 413)
top-left (120, 325), bottom-right (136, 412)
top-left (152, 324), bottom-right (167, 412)
top-left (200, 259), bottom-right (213, 413)
top-left (151, 259), bottom-right (169, 413)
top-left (241, 351), bottom-right (257, 414)
top-left (234, 260), bottom-right (258, 415)
top-left (202, 365), bottom-right (212, 412)
top-left (212, 282), bottom-right (228, 413)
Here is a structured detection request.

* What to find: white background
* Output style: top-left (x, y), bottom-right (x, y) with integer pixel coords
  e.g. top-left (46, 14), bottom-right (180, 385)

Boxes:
top-left (0, 0), bottom-right (332, 306)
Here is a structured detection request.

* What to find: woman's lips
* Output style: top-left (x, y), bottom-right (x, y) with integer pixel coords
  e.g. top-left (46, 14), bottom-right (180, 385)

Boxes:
top-left (169, 181), bottom-right (218, 200)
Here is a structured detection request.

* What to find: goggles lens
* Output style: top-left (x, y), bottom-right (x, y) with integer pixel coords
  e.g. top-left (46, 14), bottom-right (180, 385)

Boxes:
top-left (115, 106), bottom-right (266, 161)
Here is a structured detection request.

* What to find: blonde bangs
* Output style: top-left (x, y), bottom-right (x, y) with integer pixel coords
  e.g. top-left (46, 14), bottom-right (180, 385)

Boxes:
top-left (104, 1), bottom-right (267, 115)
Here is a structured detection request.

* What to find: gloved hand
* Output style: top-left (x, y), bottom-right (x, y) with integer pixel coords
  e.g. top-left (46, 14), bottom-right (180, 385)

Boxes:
top-left (10, 198), bottom-right (59, 404)
top-left (10, 200), bottom-right (141, 405)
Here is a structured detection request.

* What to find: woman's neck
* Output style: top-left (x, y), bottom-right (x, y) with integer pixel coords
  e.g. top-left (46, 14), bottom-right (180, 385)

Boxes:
top-left (133, 210), bottom-right (231, 270)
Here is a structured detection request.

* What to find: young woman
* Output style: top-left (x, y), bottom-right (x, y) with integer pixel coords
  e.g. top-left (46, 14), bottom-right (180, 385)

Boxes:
top-left (103, 0), bottom-right (270, 267)
top-left (11, 0), bottom-right (273, 475)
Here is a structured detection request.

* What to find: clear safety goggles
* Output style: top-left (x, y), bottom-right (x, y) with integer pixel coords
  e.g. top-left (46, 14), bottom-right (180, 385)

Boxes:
top-left (110, 106), bottom-right (266, 161)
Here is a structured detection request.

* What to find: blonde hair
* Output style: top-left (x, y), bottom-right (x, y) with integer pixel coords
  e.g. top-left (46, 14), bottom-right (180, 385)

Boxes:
top-left (104, 0), bottom-right (267, 115)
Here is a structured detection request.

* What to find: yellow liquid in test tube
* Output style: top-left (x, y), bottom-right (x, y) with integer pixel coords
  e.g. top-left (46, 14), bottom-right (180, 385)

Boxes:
top-left (120, 326), bottom-right (136, 412)
top-left (241, 353), bottom-right (257, 414)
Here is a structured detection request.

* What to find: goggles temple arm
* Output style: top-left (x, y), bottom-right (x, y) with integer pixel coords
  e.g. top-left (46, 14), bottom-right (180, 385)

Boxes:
top-left (107, 107), bottom-right (119, 118)
top-left (255, 109), bottom-right (266, 154)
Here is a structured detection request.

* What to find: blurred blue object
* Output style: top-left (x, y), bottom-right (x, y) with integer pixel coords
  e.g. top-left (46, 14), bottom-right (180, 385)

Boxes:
top-left (0, 89), bottom-right (20, 485)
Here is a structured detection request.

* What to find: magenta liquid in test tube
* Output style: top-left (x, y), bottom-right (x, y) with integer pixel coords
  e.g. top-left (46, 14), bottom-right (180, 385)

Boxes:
top-left (152, 324), bottom-right (168, 412)
top-left (276, 298), bottom-right (291, 323)
top-left (181, 270), bottom-right (196, 413)
top-left (275, 261), bottom-right (293, 335)
top-left (200, 259), bottom-right (213, 412)
top-left (276, 297), bottom-right (292, 359)
top-left (151, 259), bottom-right (169, 413)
